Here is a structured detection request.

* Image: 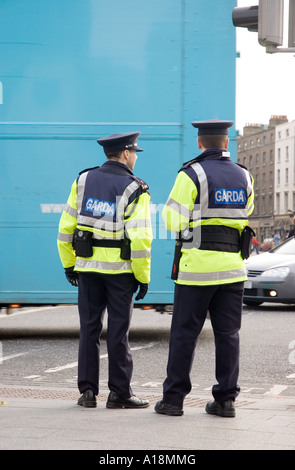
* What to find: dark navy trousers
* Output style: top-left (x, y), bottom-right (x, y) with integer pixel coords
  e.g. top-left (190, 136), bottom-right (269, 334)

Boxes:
top-left (77, 272), bottom-right (136, 398)
top-left (163, 282), bottom-right (244, 407)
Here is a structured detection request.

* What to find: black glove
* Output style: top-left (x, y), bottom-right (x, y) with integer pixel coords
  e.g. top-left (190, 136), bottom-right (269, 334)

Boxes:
top-left (65, 267), bottom-right (79, 287)
top-left (135, 283), bottom-right (149, 301)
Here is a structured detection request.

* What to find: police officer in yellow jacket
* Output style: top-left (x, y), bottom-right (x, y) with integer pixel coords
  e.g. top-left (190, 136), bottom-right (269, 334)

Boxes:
top-left (155, 120), bottom-right (254, 417)
top-left (57, 132), bottom-right (152, 409)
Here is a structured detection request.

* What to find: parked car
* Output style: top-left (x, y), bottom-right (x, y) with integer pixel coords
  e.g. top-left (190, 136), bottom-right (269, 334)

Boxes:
top-left (243, 236), bottom-right (295, 306)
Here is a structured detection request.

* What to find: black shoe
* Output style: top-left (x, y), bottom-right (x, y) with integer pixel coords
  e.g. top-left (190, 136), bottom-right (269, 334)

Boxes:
top-left (77, 390), bottom-right (97, 408)
top-left (154, 400), bottom-right (183, 416)
top-left (205, 399), bottom-right (235, 417)
top-left (106, 391), bottom-right (149, 409)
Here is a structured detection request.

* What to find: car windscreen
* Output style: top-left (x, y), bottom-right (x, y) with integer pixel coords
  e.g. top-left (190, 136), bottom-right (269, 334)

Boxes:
top-left (271, 237), bottom-right (295, 255)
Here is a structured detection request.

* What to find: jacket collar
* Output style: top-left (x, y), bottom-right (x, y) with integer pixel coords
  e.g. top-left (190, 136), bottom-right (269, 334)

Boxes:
top-left (100, 160), bottom-right (134, 176)
top-left (180, 149), bottom-right (230, 171)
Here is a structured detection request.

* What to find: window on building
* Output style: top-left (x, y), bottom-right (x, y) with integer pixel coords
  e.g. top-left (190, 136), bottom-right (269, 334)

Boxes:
top-left (262, 196), bottom-right (265, 214)
top-left (262, 151), bottom-right (266, 165)
top-left (270, 149), bottom-right (273, 163)
top-left (276, 193), bottom-right (280, 213)
top-left (277, 148), bottom-right (281, 163)
top-left (270, 171), bottom-right (273, 187)
top-left (285, 192), bottom-right (289, 213)
top-left (255, 196), bottom-right (259, 214)
top-left (286, 168), bottom-right (289, 184)
top-left (286, 146), bottom-right (289, 161)
top-left (269, 195), bottom-right (273, 214)
top-left (256, 153), bottom-right (259, 166)
top-left (277, 169), bottom-right (280, 185)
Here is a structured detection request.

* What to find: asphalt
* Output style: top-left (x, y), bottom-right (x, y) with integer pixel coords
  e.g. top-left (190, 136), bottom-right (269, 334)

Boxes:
top-left (1, 307), bottom-right (295, 451)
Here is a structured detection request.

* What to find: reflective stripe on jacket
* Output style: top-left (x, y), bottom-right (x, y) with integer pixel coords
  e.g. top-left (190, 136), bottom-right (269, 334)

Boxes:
top-left (162, 150), bottom-right (255, 286)
top-left (57, 161), bottom-right (152, 283)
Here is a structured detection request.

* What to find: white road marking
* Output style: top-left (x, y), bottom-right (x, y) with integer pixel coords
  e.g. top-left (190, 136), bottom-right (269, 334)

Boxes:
top-left (1, 352), bottom-right (28, 362)
top-left (23, 375), bottom-right (43, 380)
top-left (45, 361), bottom-right (78, 373)
top-left (242, 387), bottom-right (264, 393)
top-left (0, 306), bottom-right (55, 318)
top-left (264, 384), bottom-right (288, 397)
top-left (141, 382), bottom-right (162, 388)
top-left (24, 375), bottom-right (41, 379)
top-left (44, 343), bottom-right (155, 374)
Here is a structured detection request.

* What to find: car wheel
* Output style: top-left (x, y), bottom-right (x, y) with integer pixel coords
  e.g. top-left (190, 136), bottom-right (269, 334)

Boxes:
top-left (243, 300), bottom-right (263, 307)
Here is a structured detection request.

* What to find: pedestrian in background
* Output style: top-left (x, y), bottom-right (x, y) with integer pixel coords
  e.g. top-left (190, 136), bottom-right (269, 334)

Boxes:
top-left (57, 132), bottom-right (152, 409)
top-left (287, 214), bottom-right (295, 238)
top-left (273, 231), bottom-right (280, 247)
top-left (252, 236), bottom-right (260, 255)
top-left (155, 120), bottom-right (254, 418)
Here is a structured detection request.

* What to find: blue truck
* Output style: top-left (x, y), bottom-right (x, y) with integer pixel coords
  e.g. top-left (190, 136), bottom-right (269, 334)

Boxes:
top-left (0, 0), bottom-right (237, 310)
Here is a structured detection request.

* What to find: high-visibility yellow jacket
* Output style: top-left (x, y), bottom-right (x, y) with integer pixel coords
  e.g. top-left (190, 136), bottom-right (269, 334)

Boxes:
top-left (162, 150), bottom-right (255, 286)
top-left (57, 161), bottom-right (152, 283)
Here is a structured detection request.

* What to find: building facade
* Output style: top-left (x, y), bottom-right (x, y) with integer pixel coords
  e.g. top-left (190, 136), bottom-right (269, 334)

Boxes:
top-left (237, 115), bottom-right (295, 242)
top-left (275, 120), bottom-right (295, 222)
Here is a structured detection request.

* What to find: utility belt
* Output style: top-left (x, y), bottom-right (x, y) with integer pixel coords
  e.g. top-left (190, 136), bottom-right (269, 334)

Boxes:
top-left (73, 229), bottom-right (131, 260)
top-left (171, 225), bottom-right (255, 280)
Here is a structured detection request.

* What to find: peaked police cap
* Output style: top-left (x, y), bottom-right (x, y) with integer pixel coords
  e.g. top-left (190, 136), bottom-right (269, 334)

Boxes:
top-left (97, 132), bottom-right (143, 153)
top-left (192, 120), bottom-right (234, 135)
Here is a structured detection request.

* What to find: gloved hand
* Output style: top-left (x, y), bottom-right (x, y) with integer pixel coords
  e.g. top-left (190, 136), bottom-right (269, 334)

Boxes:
top-left (135, 283), bottom-right (149, 301)
top-left (65, 267), bottom-right (79, 287)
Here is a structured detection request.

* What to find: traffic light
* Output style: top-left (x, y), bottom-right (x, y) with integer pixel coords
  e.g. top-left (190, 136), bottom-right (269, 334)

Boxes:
top-left (258, 0), bottom-right (283, 47)
top-left (232, 5), bottom-right (258, 32)
top-left (232, 0), bottom-right (284, 47)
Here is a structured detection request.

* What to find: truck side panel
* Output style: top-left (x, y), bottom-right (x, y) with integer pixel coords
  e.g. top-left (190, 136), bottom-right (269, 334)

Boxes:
top-left (0, 0), bottom-right (237, 306)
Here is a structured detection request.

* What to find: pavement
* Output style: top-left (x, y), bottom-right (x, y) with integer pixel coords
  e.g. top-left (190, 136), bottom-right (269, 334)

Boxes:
top-left (1, 387), bottom-right (295, 451)
top-left (1, 306), bottom-right (295, 451)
